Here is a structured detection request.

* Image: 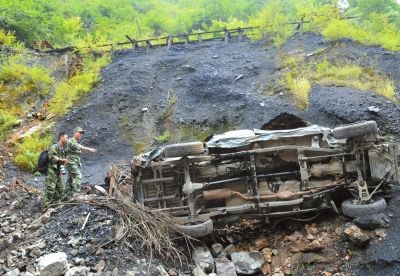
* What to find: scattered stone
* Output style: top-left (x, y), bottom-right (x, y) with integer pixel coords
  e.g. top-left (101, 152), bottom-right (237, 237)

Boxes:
top-left (353, 213), bottom-right (390, 230)
top-left (261, 263), bottom-right (271, 275)
top-left (111, 267), bottom-right (119, 276)
top-left (343, 224), bottom-right (370, 247)
top-left (192, 265), bottom-right (207, 276)
top-left (38, 252), bottom-right (69, 276)
top-left (368, 106), bottom-right (380, 113)
top-left (374, 229), bottom-right (387, 238)
top-left (192, 244), bottom-right (214, 273)
top-left (271, 249), bottom-right (279, 256)
top-left (215, 257), bottom-right (237, 276)
top-left (93, 259), bottom-right (106, 272)
top-left (306, 234), bottom-right (315, 241)
top-left (291, 240), bottom-right (323, 253)
top-left (298, 253), bottom-right (332, 264)
top-left (211, 243), bottom-right (224, 257)
top-left (231, 251), bottom-right (263, 275)
top-left (168, 268), bottom-right (178, 276)
top-left (224, 244), bottom-right (236, 256)
top-left (5, 268), bottom-right (20, 276)
top-left (65, 266), bottom-right (90, 276)
top-left (253, 237), bottom-right (268, 250)
top-left (0, 185), bottom-right (9, 193)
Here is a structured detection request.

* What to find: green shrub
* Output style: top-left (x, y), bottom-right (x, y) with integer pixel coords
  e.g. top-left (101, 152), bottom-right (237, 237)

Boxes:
top-left (0, 112), bottom-right (18, 139)
top-left (314, 61), bottom-right (395, 100)
top-left (285, 73), bottom-right (311, 109)
top-left (48, 53), bottom-right (110, 115)
top-left (0, 56), bottom-right (54, 107)
top-left (14, 132), bottom-right (53, 172)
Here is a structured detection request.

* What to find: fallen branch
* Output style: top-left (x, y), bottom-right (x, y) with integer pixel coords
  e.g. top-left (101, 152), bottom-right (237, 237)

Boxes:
top-left (68, 191), bottom-right (194, 265)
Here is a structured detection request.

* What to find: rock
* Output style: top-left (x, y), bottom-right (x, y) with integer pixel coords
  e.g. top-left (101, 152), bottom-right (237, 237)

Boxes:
top-left (343, 224), bottom-right (370, 247)
top-left (374, 229), bottom-right (387, 238)
top-left (192, 265), bottom-right (207, 276)
top-left (68, 237), bottom-right (82, 247)
top-left (65, 266), bottom-right (91, 276)
top-left (192, 244), bottom-right (214, 273)
top-left (5, 268), bottom-right (20, 276)
top-left (93, 260), bottom-right (106, 272)
top-left (38, 252), bottom-right (69, 276)
top-left (211, 243), bottom-right (224, 257)
top-left (353, 213), bottom-right (390, 230)
top-left (231, 251), bottom-right (263, 275)
top-left (215, 257), bottom-right (237, 276)
top-left (111, 267), bottom-right (118, 276)
top-left (261, 263), bottom-right (271, 275)
top-left (224, 244), bottom-right (236, 256)
top-left (0, 185), bottom-right (9, 193)
top-left (65, 266), bottom-right (90, 276)
top-left (168, 268), bottom-right (178, 276)
top-left (298, 253), bottom-right (332, 264)
top-left (367, 106), bottom-right (380, 113)
top-left (306, 234), bottom-right (315, 240)
top-left (291, 240), bottom-right (323, 253)
top-left (253, 237), bottom-right (268, 250)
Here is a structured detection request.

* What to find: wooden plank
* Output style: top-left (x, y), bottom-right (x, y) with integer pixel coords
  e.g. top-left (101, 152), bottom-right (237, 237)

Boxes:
top-left (142, 177), bottom-right (174, 184)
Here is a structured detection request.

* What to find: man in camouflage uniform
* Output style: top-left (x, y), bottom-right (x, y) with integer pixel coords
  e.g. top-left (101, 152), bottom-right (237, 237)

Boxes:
top-left (65, 127), bottom-right (97, 197)
top-left (42, 132), bottom-right (69, 209)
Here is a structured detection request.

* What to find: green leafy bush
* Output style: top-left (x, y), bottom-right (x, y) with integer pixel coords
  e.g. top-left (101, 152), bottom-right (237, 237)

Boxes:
top-left (0, 55), bottom-right (54, 109)
top-left (14, 132), bottom-right (53, 172)
top-left (48, 53), bottom-right (110, 115)
top-left (0, 112), bottom-right (18, 139)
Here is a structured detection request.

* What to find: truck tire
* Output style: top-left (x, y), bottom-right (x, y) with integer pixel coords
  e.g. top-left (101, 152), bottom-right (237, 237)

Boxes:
top-left (332, 121), bottom-right (378, 139)
top-left (341, 197), bottom-right (387, 218)
top-left (175, 219), bottom-right (213, 238)
top-left (163, 142), bottom-right (204, 158)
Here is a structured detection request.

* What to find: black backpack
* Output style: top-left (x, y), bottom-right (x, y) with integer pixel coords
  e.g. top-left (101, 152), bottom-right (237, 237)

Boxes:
top-left (37, 150), bottom-right (49, 174)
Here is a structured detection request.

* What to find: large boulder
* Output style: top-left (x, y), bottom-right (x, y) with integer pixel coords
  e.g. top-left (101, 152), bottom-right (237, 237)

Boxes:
top-left (38, 252), bottom-right (69, 276)
top-left (192, 244), bottom-right (214, 273)
top-left (353, 213), bottom-right (390, 230)
top-left (215, 257), bottom-right (237, 276)
top-left (231, 251), bottom-right (263, 275)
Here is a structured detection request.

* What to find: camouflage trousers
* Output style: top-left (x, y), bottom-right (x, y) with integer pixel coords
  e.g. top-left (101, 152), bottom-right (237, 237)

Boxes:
top-left (42, 167), bottom-right (64, 208)
top-left (65, 163), bottom-right (82, 197)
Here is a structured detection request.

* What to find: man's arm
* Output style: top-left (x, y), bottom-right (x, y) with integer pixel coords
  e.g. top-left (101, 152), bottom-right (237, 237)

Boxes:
top-left (80, 145), bottom-right (97, 153)
top-left (49, 145), bottom-right (68, 164)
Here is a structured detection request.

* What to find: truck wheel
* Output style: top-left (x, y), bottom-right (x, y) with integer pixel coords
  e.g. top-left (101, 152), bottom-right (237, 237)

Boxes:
top-left (341, 197), bottom-right (387, 218)
top-left (332, 121), bottom-right (377, 139)
top-left (163, 142), bottom-right (204, 158)
top-left (175, 219), bottom-right (213, 238)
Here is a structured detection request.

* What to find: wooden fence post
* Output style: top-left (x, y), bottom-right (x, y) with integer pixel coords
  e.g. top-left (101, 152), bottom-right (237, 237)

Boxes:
top-left (167, 36), bottom-right (173, 50)
top-left (238, 27), bottom-right (243, 42)
top-left (146, 40), bottom-right (151, 53)
top-left (198, 33), bottom-right (202, 44)
top-left (184, 34), bottom-right (189, 45)
top-left (125, 35), bottom-right (137, 50)
top-left (224, 29), bottom-right (230, 44)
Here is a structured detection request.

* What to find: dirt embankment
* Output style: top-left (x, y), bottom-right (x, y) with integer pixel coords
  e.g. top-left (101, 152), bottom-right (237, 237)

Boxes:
top-left (55, 33), bottom-right (400, 185)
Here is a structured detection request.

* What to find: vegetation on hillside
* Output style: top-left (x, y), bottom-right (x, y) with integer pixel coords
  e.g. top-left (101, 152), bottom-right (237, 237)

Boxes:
top-left (283, 57), bottom-right (395, 109)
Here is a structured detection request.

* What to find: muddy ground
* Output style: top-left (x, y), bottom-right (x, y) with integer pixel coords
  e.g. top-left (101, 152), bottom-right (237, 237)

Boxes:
top-left (2, 32), bottom-right (400, 275)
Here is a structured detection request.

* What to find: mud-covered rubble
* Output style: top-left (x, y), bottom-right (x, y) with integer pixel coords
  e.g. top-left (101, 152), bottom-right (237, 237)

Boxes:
top-left (0, 181), bottom-right (398, 276)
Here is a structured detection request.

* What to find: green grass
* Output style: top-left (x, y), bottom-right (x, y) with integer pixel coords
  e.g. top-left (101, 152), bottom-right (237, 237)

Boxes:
top-left (285, 73), bottom-right (311, 109)
top-left (0, 112), bottom-right (19, 140)
top-left (14, 132), bottom-right (53, 172)
top-left (283, 59), bottom-right (396, 109)
top-left (0, 55), bottom-right (54, 110)
top-left (48, 53), bottom-right (111, 115)
top-left (154, 131), bottom-right (170, 144)
top-left (315, 61), bottom-right (395, 100)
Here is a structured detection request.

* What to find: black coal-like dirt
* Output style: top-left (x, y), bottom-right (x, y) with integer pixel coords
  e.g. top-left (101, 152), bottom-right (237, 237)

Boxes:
top-left (56, 33), bottom-right (400, 185)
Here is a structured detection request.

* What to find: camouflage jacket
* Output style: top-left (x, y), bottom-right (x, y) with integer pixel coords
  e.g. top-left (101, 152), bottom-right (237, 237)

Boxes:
top-left (66, 137), bottom-right (81, 166)
top-left (48, 143), bottom-right (66, 170)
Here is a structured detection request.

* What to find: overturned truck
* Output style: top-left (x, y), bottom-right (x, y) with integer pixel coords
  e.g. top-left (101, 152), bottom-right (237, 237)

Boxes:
top-left (131, 120), bottom-right (399, 237)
